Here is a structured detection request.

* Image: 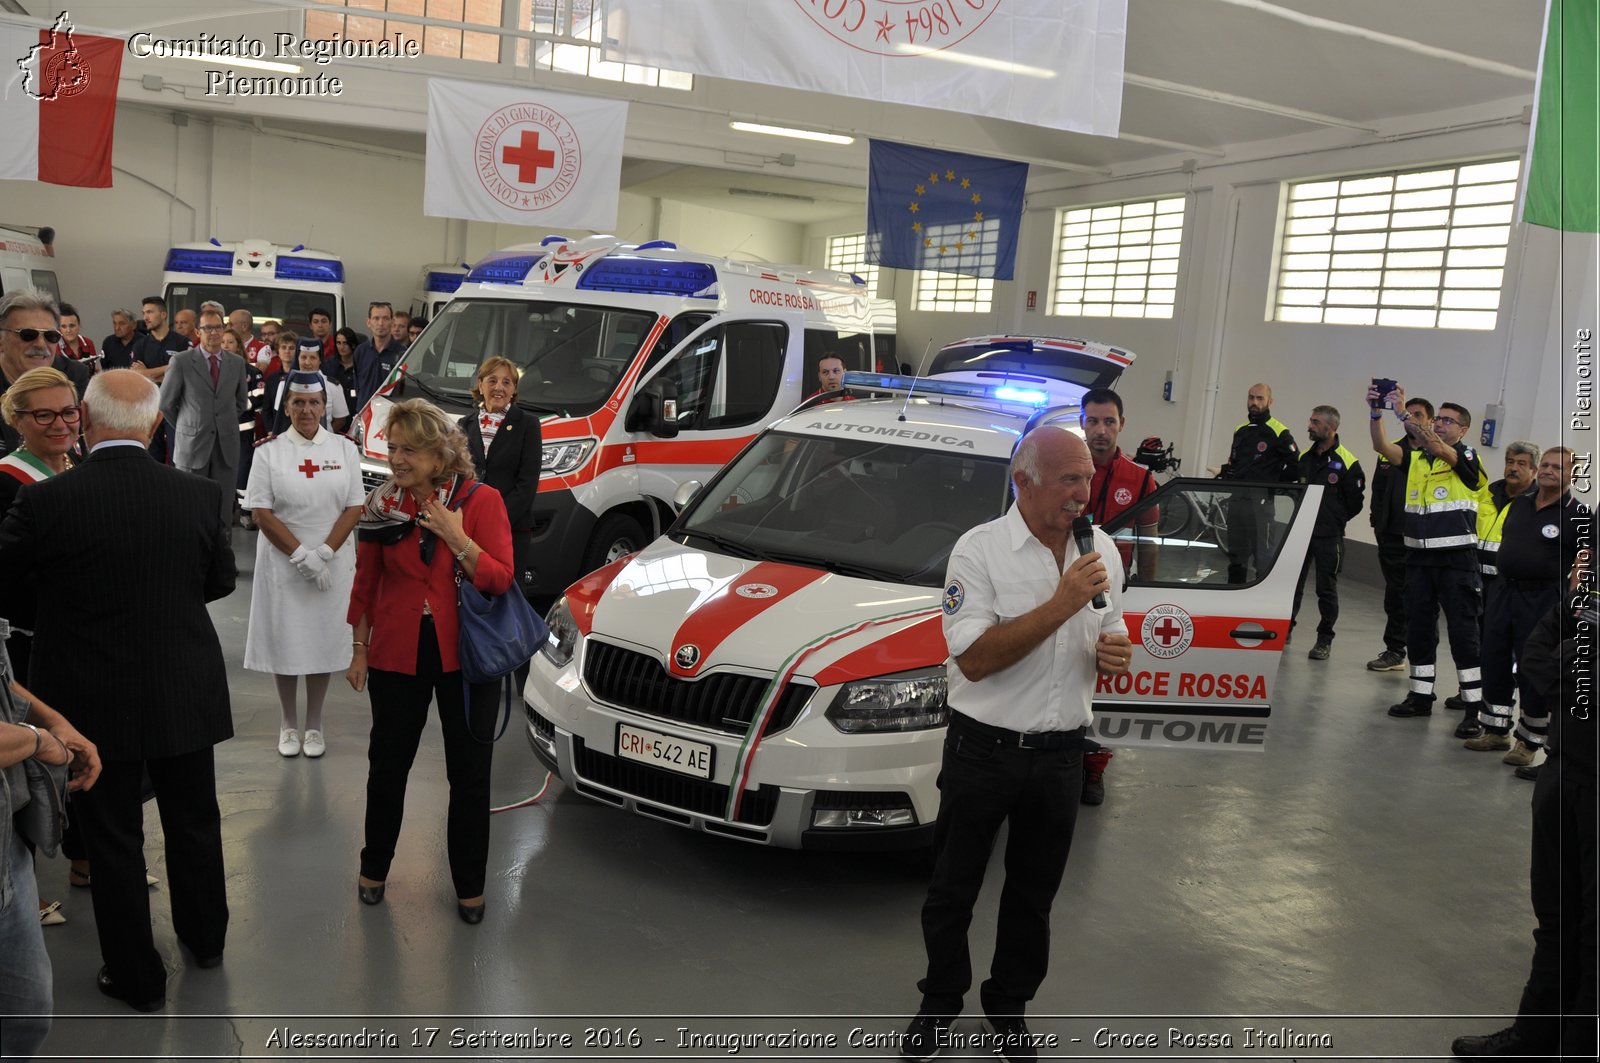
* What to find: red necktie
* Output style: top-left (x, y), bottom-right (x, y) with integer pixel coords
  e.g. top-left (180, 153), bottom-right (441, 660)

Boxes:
top-left (208, 353), bottom-right (219, 387)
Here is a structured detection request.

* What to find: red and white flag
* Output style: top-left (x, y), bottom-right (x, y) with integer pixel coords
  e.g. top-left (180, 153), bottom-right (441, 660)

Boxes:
top-left (603, 0), bottom-right (1126, 136)
top-left (0, 14), bottom-right (122, 188)
top-left (425, 79), bottom-right (628, 230)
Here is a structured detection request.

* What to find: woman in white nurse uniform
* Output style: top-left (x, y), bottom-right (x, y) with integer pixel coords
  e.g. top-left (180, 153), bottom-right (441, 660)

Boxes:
top-left (244, 372), bottom-right (365, 758)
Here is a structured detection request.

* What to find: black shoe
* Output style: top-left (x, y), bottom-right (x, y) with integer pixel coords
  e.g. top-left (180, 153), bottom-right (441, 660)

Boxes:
top-left (985, 1016), bottom-right (1038, 1063)
top-left (1445, 694), bottom-right (1470, 711)
top-left (1366, 649), bottom-right (1406, 671)
top-left (1514, 763), bottom-right (1540, 781)
top-left (1308, 642), bottom-right (1331, 660)
top-left (1451, 1025), bottom-right (1549, 1057)
top-left (1454, 716), bottom-right (1485, 739)
top-left (899, 1014), bottom-right (952, 1062)
top-left (1388, 695), bottom-right (1433, 718)
top-left (358, 880), bottom-right (385, 906)
top-left (457, 901), bottom-right (486, 925)
top-left (96, 966), bottom-right (164, 1013)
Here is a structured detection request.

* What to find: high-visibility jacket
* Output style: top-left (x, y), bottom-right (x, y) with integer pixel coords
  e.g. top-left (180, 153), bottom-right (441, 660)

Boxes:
top-left (1403, 444), bottom-right (1484, 551)
top-left (1475, 479), bottom-right (1516, 575)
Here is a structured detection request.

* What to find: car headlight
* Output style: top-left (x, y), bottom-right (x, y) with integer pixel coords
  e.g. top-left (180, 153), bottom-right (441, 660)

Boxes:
top-left (542, 598), bottom-right (581, 667)
top-left (825, 668), bottom-right (948, 733)
top-left (541, 438), bottom-right (597, 476)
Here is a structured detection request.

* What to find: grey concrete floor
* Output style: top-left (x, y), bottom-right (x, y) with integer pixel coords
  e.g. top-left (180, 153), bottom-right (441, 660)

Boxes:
top-left (28, 528), bottom-right (1534, 1061)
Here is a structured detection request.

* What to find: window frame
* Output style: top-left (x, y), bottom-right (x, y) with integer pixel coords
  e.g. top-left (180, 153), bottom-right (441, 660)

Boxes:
top-left (1048, 194), bottom-right (1186, 320)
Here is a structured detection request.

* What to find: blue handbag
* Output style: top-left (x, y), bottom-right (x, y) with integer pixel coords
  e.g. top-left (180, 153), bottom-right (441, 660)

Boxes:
top-left (451, 484), bottom-right (550, 741)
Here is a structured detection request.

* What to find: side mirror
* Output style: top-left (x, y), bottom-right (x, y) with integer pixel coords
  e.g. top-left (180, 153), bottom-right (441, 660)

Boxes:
top-left (672, 480), bottom-right (702, 512)
top-left (625, 379), bottom-right (680, 438)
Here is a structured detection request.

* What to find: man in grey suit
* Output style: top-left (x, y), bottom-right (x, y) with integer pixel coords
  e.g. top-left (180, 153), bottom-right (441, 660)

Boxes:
top-left (159, 308), bottom-right (248, 527)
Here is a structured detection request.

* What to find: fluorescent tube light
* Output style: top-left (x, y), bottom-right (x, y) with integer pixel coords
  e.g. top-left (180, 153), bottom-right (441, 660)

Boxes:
top-left (729, 121), bottom-right (854, 145)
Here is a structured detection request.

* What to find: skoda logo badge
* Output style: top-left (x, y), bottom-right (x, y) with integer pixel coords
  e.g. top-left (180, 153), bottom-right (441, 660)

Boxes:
top-left (674, 644), bottom-right (701, 671)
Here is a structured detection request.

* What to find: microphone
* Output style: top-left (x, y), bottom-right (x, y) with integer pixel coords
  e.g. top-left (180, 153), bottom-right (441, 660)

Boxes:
top-left (1072, 514), bottom-right (1107, 609)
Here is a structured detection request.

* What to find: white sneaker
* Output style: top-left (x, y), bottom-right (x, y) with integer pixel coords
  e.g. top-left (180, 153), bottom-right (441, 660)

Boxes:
top-left (302, 729), bottom-right (326, 759)
top-left (278, 728), bottom-right (301, 757)
top-left (39, 900), bottom-right (65, 926)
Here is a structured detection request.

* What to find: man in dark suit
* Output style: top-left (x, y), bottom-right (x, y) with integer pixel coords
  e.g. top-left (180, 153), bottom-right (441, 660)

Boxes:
top-left (0, 369), bottom-right (236, 1013)
top-left (159, 308), bottom-right (249, 528)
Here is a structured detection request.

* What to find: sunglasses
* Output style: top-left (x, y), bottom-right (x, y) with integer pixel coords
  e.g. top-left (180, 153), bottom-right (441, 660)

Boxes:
top-left (15, 405), bottom-right (81, 427)
top-left (2, 327), bottom-right (63, 345)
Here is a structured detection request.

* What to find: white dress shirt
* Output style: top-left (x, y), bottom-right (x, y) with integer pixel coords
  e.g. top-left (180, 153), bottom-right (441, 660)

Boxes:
top-left (942, 505), bottom-right (1127, 733)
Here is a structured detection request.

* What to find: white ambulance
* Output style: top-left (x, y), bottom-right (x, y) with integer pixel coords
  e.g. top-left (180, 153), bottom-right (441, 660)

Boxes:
top-left (410, 262), bottom-right (469, 322)
top-left (160, 238), bottom-right (346, 334)
top-left (523, 371), bottom-right (1321, 849)
top-left (0, 223), bottom-right (61, 302)
top-left (355, 235), bottom-right (896, 599)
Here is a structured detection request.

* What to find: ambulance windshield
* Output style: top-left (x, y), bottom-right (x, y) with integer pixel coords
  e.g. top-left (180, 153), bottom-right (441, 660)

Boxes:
top-left (676, 431), bottom-right (1010, 587)
top-left (398, 298), bottom-right (656, 417)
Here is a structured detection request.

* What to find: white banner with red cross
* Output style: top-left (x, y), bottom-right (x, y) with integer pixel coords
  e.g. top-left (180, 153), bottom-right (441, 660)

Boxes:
top-left (424, 79), bottom-right (628, 229)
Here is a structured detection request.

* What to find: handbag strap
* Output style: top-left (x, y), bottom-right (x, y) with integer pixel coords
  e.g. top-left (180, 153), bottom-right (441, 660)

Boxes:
top-left (450, 481), bottom-right (483, 587)
top-left (463, 673), bottom-right (514, 744)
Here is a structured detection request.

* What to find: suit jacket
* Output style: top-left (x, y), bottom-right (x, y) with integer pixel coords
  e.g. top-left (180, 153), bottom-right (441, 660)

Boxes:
top-left (159, 347), bottom-right (248, 469)
top-left (461, 405), bottom-right (541, 588)
top-left (0, 446), bottom-right (236, 760)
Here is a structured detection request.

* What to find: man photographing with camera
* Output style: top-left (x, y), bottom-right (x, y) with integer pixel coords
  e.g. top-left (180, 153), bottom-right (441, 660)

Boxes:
top-left (1367, 382), bottom-right (1487, 726)
top-left (900, 426), bottom-right (1132, 1063)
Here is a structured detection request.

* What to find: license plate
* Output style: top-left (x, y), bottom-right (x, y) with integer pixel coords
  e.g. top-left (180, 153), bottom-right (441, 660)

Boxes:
top-left (616, 723), bottom-right (714, 779)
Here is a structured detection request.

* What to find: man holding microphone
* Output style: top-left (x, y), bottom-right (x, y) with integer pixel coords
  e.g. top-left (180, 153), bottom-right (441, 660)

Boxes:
top-left (902, 426), bottom-right (1133, 1063)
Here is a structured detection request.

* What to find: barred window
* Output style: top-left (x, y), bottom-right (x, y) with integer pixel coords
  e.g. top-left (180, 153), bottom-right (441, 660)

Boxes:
top-left (518, 0), bottom-right (691, 87)
top-left (825, 233), bottom-right (879, 296)
top-left (1050, 196), bottom-right (1184, 319)
top-left (911, 219), bottom-right (997, 312)
top-left (305, 0), bottom-right (501, 63)
top-left (1271, 158), bottom-right (1520, 330)
top-left (912, 270), bottom-right (994, 314)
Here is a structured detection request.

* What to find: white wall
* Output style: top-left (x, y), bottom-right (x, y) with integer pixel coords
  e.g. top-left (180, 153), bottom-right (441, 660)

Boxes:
top-left (808, 117), bottom-right (1598, 540)
top-left (2, 105), bottom-right (801, 335)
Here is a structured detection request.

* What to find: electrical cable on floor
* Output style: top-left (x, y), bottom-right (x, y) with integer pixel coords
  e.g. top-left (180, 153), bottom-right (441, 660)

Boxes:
top-left (491, 771), bottom-right (552, 814)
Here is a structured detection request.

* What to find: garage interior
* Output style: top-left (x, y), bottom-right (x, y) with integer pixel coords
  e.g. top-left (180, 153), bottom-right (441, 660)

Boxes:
top-left (2, 0), bottom-right (1590, 1058)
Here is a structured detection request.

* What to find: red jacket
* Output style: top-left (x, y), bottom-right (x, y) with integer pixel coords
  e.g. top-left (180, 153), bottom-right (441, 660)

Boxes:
top-left (347, 480), bottom-right (515, 675)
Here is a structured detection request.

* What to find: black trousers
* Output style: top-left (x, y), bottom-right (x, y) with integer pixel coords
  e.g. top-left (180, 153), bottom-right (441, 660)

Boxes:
top-left (70, 747), bottom-right (228, 1002)
top-left (362, 618), bottom-right (498, 900)
top-left (1479, 581), bottom-right (1562, 739)
top-left (1404, 563), bottom-right (1482, 703)
top-left (1377, 532), bottom-right (1408, 653)
top-left (1514, 756), bottom-right (1597, 1057)
top-left (1224, 495), bottom-right (1272, 584)
top-left (1291, 536), bottom-right (1343, 643)
top-left (918, 715), bottom-right (1082, 1018)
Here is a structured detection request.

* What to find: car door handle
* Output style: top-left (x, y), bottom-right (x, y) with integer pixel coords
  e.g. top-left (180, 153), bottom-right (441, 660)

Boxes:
top-left (1229, 626), bottom-right (1277, 639)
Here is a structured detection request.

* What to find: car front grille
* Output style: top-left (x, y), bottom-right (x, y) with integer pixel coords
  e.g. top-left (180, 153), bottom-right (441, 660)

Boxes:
top-left (582, 640), bottom-right (814, 736)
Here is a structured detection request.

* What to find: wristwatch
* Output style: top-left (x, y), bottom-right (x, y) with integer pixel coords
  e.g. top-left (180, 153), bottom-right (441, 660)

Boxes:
top-left (454, 541), bottom-right (474, 562)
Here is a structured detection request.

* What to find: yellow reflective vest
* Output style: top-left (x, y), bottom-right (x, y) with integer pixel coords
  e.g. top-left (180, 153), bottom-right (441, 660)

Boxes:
top-left (1403, 446), bottom-right (1484, 551)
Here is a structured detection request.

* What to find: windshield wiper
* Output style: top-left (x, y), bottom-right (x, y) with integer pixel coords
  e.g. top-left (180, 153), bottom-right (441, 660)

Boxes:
top-left (681, 529), bottom-right (759, 559)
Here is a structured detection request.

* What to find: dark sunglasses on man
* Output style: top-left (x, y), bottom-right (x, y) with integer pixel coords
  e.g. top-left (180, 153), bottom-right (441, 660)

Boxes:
top-left (1, 327), bottom-right (64, 345)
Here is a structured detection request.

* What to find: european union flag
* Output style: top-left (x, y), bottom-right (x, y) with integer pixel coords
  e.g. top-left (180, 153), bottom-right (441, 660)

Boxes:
top-left (866, 139), bottom-right (1029, 281)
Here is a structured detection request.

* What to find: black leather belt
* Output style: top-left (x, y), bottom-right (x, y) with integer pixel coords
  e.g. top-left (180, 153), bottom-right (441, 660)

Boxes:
top-left (950, 710), bottom-right (1085, 750)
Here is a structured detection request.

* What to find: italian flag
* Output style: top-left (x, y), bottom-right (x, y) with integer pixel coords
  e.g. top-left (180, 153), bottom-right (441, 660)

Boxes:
top-left (1523, 0), bottom-right (1598, 231)
top-left (0, 14), bottom-right (122, 188)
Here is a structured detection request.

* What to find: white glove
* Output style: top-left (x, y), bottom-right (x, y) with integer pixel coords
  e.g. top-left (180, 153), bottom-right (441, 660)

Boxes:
top-left (314, 543), bottom-right (335, 563)
top-left (313, 564), bottom-right (333, 592)
top-left (288, 544), bottom-right (328, 584)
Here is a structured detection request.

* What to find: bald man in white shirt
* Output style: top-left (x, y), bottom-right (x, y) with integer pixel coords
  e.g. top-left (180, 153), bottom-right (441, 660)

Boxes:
top-left (901, 426), bottom-right (1133, 1063)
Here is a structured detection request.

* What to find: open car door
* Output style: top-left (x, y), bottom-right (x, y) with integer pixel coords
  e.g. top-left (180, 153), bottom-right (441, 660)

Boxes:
top-left (1095, 477), bottom-right (1323, 751)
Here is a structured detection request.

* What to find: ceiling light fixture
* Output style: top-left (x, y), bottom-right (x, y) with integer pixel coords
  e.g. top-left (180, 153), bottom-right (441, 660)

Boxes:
top-left (169, 53), bottom-right (303, 75)
top-left (729, 121), bottom-right (854, 145)
top-left (728, 187), bottom-right (816, 203)
top-left (892, 44), bottom-right (1055, 79)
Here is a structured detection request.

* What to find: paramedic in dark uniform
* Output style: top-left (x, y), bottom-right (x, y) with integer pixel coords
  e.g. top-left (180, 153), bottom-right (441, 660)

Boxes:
top-left (1365, 396), bottom-right (1434, 672)
top-left (1217, 382), bottom-right (1299, 583)
top-left (1370, 387), bottom-right (1486, 723)
top-left (901, 426), bottom-right (1132, 1063)
top-left (1464, 447), bottom-right (1584, 770)
top-left (1078, 387), bottom-right (1158, 805)
top-left (1450, 550), bottom-right (1595, 1062)
top-left (1291, 405), bottom-right (1365, 660)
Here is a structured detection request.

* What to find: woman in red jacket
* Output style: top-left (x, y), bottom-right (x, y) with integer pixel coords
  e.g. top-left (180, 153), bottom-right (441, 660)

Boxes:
top-left (345, 399), bottom-right (514, 925)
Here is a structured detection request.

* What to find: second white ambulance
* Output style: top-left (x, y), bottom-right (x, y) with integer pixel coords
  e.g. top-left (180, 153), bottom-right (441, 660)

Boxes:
top-left (523, 369), bottom-right (1322, 849)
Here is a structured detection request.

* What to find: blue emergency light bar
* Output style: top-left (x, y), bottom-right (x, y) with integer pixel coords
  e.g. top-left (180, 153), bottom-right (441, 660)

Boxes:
top-left (424, 271), bottom-right (466, 294)
top-left (164, 248), bottom-right (233, 276)
top-left (466, 253), bottom-right (538, 285)
top-left (841, 371), bottom-right (1055, 407)
top-left (575, 256), bottom-right (716, 298)
top-left (276, 256), bottom-right (344, 283)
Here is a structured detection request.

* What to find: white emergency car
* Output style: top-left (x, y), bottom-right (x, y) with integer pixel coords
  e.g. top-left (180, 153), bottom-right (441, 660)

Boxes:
top-left (523, 372), bottom-right (1322, 849)
top-left (0, 223), bottom-right (61, 302)
top-left (356, 235), bottom-right (896, 599)
top-left (160, 238), bottom-right (346, 334)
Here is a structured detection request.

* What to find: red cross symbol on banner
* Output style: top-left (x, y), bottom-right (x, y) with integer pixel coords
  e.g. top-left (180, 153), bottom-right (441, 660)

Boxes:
top-left (501, 130), bottom-right (556, 184)
top-left (297, 459), bottom-right (320, 479)
top-left (1152, 617), bottom-right (1184, 646)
